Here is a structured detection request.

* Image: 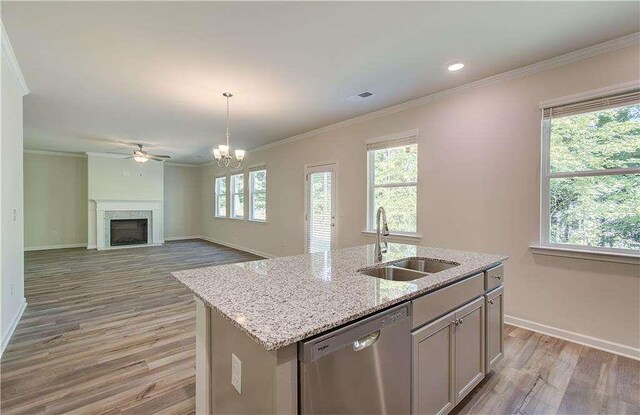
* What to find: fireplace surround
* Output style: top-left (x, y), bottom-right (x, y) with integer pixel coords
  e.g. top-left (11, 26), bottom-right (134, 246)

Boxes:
top-left (92, 200), bottom-right (163, 250)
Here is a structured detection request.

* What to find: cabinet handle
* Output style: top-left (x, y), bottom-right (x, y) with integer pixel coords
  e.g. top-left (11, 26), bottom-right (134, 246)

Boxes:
top-left (458, 318), bottom-right (463, 325)
top-left (489, 299), bottom-right (495, 305)
top-left (494, 275), bottom-right (502, 280)
top-left (452, 319), bottom-right (459, 326)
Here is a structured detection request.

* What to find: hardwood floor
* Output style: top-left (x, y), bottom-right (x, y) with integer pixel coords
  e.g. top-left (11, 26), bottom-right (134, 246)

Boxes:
top-left (2, 240), bottom-right (638, 414)
top-left (1, 240), bottom-right (261, 415)
top-left (453, 325), bottom-right (640, 415)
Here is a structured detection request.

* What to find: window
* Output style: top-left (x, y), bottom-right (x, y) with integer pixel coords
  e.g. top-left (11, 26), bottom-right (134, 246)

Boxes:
top-left (249, 168), bottom-right (267, 221)
top-left (230, 173), bottom-right (245, 219)
top-left (214, 176), bottom-right (227, 217)
top-left (367, 135), bottom-right (418, 234)
top-left (541, 90), bottom-right (640, 254)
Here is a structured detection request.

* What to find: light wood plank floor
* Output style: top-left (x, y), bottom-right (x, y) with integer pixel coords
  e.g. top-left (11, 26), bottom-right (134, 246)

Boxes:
top-left (2, 240), bottom-right (638, 414)
top-left (1, 240), bottom-right (261, 415)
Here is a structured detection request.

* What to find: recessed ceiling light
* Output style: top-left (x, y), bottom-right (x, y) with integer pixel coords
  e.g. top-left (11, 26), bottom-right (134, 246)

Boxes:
top-left (447, 62), bottom-right (465, 72)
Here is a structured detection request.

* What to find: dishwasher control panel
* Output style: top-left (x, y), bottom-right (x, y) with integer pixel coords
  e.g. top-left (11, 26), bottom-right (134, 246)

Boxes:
top-left (299, 303), bottom-right (410, 362)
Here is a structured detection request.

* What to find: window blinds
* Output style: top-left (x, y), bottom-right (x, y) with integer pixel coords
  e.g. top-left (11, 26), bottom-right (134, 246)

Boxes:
top-left (366, 137), bottom-right (417, 151)
top-left (307, 171), bottom-right (333, 253)
top-left (542, 90), bottom-right (640, 119)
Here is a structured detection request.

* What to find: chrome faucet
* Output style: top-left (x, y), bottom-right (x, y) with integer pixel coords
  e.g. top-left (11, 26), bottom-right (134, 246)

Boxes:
top-left (375, 207), bottom-right (390, 261)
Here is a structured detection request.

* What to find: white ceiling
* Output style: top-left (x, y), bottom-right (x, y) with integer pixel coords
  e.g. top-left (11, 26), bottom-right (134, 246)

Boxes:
top-left (4, 1), bottom-right (639, 164)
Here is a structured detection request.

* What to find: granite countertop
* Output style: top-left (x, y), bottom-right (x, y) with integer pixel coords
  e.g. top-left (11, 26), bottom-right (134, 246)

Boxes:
top-left (172, 243), bottom-right (508, 351)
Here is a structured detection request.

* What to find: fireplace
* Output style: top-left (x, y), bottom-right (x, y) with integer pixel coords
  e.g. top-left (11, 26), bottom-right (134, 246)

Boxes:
top-left (110, 219), bottom-right (148, 246)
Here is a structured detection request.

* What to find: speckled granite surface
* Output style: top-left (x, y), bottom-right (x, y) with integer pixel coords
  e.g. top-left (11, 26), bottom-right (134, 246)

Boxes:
top-left (172, 243), bottom-right (507, 350)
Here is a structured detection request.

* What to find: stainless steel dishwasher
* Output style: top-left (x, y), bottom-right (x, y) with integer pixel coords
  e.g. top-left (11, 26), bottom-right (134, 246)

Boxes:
top-left (299, 303), bottom-right (411, 414)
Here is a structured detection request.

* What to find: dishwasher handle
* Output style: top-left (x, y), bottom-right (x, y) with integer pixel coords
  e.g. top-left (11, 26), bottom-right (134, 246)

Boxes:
top-left (353, 331), bottom-right (380, 351)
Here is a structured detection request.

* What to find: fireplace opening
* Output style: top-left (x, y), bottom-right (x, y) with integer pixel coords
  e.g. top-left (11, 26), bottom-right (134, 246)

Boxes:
top-left (110, 219), bottom-right (148, 246)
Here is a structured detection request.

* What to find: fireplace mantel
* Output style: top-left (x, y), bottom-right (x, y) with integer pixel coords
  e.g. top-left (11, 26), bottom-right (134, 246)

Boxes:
top-left (92, 200), bottom-right (164, 250)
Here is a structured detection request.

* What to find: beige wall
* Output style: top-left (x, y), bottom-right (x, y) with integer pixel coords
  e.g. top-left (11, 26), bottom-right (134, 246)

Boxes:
top-left (200, 45), bottom-right (640, 351)
top-left (164, 164), bottom-right (201, 239)
top-left (24, 153), bottom-right (87, 249)
top-left (1, 48), bottom-right (26, 351)
top-left (87, 154), bottom-right (165, 247)
top-left (23, 155), bottom-right (200, 246)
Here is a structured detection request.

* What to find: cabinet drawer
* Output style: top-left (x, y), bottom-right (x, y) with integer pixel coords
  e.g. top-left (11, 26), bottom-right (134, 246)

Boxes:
top-left (484, 265), bottom-right (503, 291)
top-left (412, 273), bottom-right (484, 330)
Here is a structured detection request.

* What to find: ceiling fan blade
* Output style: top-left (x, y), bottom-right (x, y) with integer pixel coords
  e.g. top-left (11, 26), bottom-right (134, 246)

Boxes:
top-left (124, 156), bottom-right (134, 159)
top-left (106, 151), bottom-right (130, 156)
top-left (150, 155), bottom-right (171, 159)
top-left (147, 155), bottom-right (166, 161)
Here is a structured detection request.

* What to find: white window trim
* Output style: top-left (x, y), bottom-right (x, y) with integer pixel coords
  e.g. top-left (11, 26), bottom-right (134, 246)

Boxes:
top-left (537, 83), bottom-right (640, 261)
top-left (229, 172), bottom-right (245, 220)
top-left (214, 175), bottom-right (227, 218)
top-left (249, 166), bottom-right (267, 223)
top-left (366, 130), bottom-right (419, 235)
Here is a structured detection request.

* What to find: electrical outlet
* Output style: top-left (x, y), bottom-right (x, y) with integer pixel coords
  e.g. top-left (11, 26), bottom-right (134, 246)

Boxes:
top-left (123, 170), bottom-right (130, 176)
top-left (52, 230), bottom-right (59, 239)
top-left (10, 284), bottom-right (14, 295)
top-left (12, 208), bottom-right (17, 221)
top-left (231, 353), bottom-right (242, 394)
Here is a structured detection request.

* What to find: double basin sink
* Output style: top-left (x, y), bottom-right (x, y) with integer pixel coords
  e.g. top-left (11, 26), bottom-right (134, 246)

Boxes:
top-left (359, 258), bottom-right (459, 282)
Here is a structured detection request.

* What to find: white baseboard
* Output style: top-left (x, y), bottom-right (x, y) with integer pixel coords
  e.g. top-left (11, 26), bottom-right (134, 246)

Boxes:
top-left (1, 298), bottom-right (27, 357)
top-left (25, 243), bottom-right (87, 251)
top-left (505, 315), bottom-right (640, 361)
top-left (199, 236), bottom-right (275, 259)
top-left (165, 236), bottom-right (202, 241)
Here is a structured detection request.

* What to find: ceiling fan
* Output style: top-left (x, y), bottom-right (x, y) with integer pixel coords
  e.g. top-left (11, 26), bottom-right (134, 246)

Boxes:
top-left (126, 144), bottom-right (171, 163)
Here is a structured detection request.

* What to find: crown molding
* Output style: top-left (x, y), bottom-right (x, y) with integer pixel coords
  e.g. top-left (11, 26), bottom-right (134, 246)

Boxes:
top-left (249, 32), bottom-right (640, 154)
top-left (24, 149), bottom-right (87, 158)
top-left (165, 162), bottom-right (201, 168)
top-left (1, 21), bottom-right (29, 96)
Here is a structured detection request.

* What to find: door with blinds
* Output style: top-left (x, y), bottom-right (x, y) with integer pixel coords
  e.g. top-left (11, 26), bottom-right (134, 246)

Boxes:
top-left (305, 163), bottom-right (336, 253)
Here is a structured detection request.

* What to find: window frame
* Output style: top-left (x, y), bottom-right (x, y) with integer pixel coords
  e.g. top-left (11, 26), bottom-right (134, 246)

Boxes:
top-left (214, 175), bottom-right (228, 218)
top-left (539, 86), bottom-right (640, 257)
top-left (365, 130), bottom-right (419, 236)
top-left (229, 172), bottom-right (245, 220)
top-left (249, 167), bottom-right (267, 222)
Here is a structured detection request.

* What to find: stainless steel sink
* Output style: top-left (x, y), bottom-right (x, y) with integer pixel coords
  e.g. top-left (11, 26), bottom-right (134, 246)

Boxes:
top-left (390, 258), bottom-right (458, 274)
top-left (360, 266), bottom-right (428, 281)
top-left (359, 258), bottom-right (460, 281)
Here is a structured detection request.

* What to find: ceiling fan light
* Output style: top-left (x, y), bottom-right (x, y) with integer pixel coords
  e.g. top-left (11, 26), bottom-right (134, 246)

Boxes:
top-left (213, 148), bottom-right (222, 160)
top-left (134, 155), bottom-right (149, 163)
top-left (219, 145), bottom-right (229, 157)
top-left (235, 149), bottom-right (245, 161)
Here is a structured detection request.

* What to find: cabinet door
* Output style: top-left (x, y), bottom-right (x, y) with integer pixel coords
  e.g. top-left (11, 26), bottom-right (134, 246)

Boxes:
top-left (485, 286), bottom-right (504, 372)
top-left (412, 310), bottom-right (456, 415)
top-left (454, 297), bottom-right (485, 403)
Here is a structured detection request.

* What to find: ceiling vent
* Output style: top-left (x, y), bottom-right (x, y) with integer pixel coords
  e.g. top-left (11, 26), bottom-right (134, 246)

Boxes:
top-left (346, 91), bottom-right (375, 102)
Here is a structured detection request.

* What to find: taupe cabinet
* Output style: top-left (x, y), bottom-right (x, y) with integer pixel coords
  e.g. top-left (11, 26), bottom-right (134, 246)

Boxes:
top-left (411, 264), bottom-right (504, 415)
top-left (485, 285), bottom-right (504, 371)
top-left (412, 297), bottom-right (485, 415)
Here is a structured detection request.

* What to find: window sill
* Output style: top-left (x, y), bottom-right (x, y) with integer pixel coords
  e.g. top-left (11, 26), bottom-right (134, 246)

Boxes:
top-left (213, 215), bottom-right (227, 219)
top-left (361, 230), bottom-right (423, 242)
top-left (248, 219), bottom-right (267, 224)
top-left (229, 217), bottom-right (244, 221)
top-left (529, 245), bottom-right (640, 265)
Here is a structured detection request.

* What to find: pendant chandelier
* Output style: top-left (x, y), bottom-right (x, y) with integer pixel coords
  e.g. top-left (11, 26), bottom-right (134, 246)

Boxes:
top-left (213, 92), bottom-right (245, 168)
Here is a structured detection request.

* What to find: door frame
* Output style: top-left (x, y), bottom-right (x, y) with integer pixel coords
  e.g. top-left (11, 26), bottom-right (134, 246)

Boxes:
top-left (304, 160), bottom-right (339, 253)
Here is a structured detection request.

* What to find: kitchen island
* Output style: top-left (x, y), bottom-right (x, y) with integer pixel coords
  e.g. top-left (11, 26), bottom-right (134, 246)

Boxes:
top-left (172, 243), bottom-right (507, 414)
